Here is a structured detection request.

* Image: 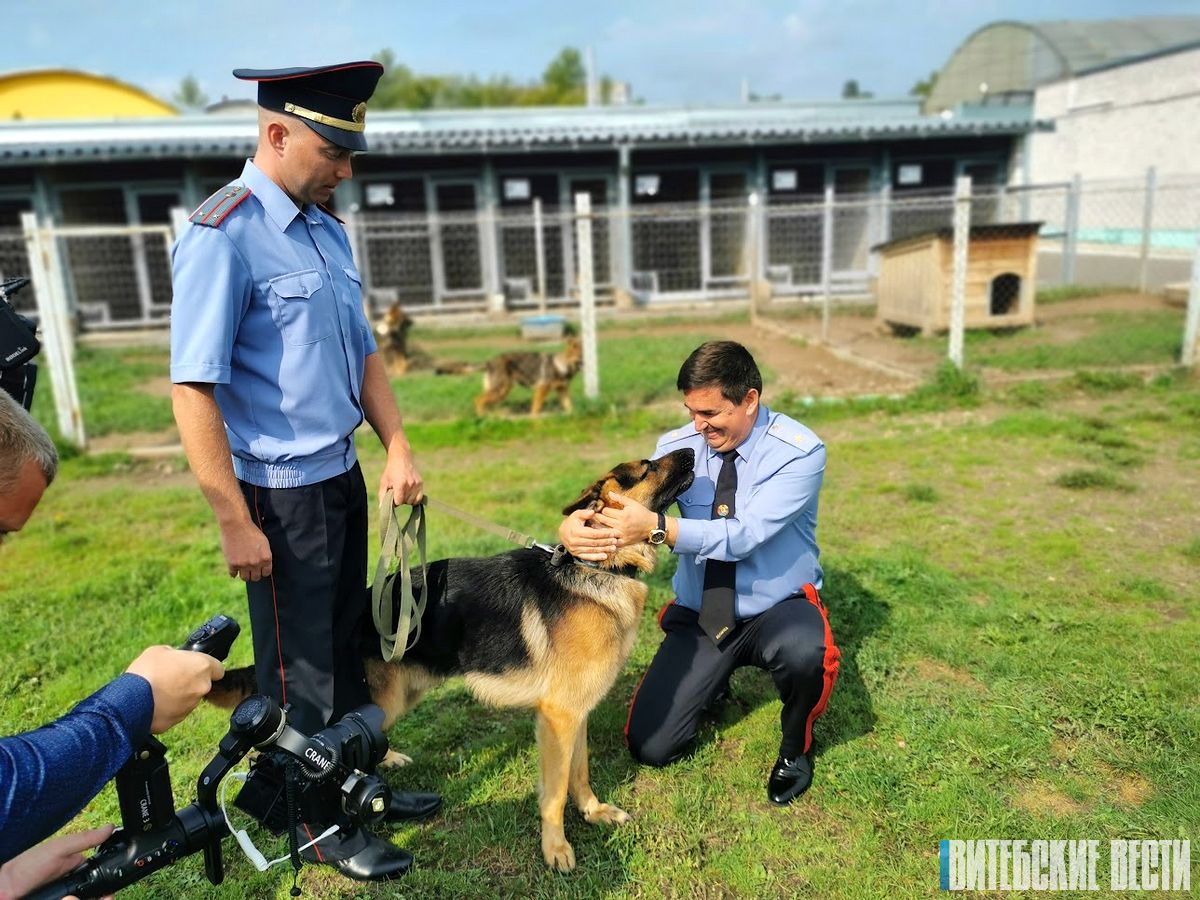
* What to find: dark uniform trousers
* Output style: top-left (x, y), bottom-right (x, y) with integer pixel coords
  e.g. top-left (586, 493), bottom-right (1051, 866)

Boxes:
top-left (239, 462), bottom-right (372, 736)
top-left (625, 584), bottom-right (840, 766)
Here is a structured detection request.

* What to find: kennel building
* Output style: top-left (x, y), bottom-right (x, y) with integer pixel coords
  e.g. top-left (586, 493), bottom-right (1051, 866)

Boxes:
top-left (0, 98), bottom-right (1044, 327)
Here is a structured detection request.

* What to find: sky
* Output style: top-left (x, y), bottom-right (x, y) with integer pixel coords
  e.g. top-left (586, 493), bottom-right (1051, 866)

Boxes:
top-left (11, 0), bottom-right (1199, 108)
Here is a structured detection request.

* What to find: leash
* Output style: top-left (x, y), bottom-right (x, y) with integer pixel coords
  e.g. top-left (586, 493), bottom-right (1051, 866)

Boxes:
top-left (422, 496), bottom-right (556, 552)
top-left (371, 491), bottom-right (428, 663)
top-left (370, 493), bottom-right (562, 662)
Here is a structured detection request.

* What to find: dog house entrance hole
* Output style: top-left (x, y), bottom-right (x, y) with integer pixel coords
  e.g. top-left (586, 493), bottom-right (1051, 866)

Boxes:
top-left (990, 272), bottom-right (1021, 315)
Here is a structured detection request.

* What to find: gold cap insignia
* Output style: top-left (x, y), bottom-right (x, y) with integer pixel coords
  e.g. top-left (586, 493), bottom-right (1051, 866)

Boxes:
top-left (352, 102), bottom-right (367, 124)
top-left (717, 503), bottom-right (729, 517)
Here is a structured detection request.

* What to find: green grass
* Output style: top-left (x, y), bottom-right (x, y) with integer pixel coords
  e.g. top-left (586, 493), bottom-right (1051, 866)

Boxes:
top-left (1035, 284), bottom-right (1135, 305)
top-left (960, 311), bottom-right (1184, 370)
top-left (4, 322), bottom-right (1199, 898)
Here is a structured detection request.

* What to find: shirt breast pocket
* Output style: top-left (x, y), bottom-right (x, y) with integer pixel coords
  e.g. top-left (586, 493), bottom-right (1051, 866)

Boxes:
top-left (678, 483), bottom-right (715, 517)
top-left (267, 269), bottom-right (332, 346)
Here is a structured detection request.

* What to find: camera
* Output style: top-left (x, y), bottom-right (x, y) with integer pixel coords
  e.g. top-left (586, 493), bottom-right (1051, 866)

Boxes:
top-left (0, 276), bottom-right (39, 410)
top-left (26, 615), bottom-right (394, 900)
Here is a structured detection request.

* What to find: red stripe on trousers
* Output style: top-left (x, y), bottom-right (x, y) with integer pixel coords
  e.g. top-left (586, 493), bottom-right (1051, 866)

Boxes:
top-left (800, 583), bottom-right (839, 754)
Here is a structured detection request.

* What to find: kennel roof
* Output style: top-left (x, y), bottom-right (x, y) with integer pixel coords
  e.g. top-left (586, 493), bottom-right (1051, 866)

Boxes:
top-left (0, 98), bottom-right (1046, 165)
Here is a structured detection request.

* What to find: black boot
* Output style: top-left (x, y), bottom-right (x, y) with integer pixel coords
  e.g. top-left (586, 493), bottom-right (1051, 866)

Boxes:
top-left (298, 823), bottom-right (413, 881)
top-left (767, 754), bottom-right (813, 806)
top-left (383, 790), bottom-right (443, 824)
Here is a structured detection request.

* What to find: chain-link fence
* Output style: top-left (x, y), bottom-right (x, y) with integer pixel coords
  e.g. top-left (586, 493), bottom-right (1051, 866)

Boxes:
top-left (10, 174), bottom-right (1199, 330)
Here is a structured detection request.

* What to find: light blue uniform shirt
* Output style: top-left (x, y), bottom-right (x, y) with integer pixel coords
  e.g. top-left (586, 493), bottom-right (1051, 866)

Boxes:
top-left (170, 160), bottom-right (377, 488)
top-left (659, 405), bottom-right (825, 619)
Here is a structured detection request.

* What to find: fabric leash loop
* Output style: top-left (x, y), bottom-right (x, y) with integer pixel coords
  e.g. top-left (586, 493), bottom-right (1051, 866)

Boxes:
top-left (371, 489), bottom-right (428, 663)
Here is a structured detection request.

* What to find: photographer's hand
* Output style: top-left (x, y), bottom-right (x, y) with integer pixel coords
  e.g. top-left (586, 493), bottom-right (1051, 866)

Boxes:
top-left (126, 646), bottom-right (225, 734)
top-left (0, 825), bottom-right (115, 900)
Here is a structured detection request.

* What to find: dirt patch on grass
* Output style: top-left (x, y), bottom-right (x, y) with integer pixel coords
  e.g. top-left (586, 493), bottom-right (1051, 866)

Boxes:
top-left (1095, 763), bottom-right (1154, 807)
top-left (911, 658), bottom-right (987, 693)
top-left (1013, 781), bottom-right (1091, 817)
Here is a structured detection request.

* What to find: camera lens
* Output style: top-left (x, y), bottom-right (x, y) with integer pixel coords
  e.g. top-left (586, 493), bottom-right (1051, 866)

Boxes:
top-left (340, 770), bottom-right (392, 825)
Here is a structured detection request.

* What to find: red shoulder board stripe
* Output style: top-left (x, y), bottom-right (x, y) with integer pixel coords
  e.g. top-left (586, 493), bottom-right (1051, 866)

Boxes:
top-left (190, 184), bottom-right (252, 228)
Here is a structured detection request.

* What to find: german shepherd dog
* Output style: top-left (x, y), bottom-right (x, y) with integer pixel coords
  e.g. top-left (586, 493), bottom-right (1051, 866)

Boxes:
top-left (211, 448), bottom-right (695, 871)
top-left (375, 302), bottom-right (415, 375)
top-left (474, 335), bottom-right (583, 416)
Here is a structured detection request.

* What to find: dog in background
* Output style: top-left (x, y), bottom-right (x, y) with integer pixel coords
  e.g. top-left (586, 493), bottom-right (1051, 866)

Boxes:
top-left (374, 302), bottom-right (478, 376)
top-left (209, 448), bottom-right (696, 871)
top-left (474, 334), bottom-right (583, 416)
top-left (375, 302), bottom-right (415, 375)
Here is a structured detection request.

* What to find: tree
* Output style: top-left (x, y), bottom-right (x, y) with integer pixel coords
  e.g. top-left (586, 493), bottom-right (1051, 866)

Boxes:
top-left (841, 79), bottom-right (873, 100)
top-left (540, 48), bottom-right (586, 103)
top-left (909, 70), bottom-right (939, 98)
top-left (173, 74), bottom-right (209, 112)
top-left (370, 46), bottom-right (595, 110)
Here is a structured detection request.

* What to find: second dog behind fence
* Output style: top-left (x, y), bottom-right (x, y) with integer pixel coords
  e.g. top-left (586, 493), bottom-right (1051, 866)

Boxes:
top-left (474, 336), bottom-right (583, 416)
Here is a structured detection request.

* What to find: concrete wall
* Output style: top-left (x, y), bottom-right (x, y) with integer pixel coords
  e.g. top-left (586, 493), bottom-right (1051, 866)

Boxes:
top-left (1028, 47), bottom-right (1200, 182)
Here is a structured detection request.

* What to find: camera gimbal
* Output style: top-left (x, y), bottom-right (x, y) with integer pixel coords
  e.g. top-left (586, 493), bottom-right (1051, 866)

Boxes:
top-left (26, 615), bottom-right (393, 900)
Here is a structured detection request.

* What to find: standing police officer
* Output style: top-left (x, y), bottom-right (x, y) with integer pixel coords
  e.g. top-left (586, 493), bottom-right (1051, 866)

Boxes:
top-left (170, 61), bottom-right (436, 882)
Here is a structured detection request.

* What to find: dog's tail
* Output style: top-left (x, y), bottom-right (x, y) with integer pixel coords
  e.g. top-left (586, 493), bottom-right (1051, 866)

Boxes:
top-left (208, 664), bottom-right (258, 710)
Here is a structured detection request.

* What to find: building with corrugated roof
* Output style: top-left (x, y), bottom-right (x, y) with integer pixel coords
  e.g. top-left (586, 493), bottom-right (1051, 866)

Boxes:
top-left (924, 16), bottom-right (1200, 184)
top-left (0, 94), bottom-right (1043, 318)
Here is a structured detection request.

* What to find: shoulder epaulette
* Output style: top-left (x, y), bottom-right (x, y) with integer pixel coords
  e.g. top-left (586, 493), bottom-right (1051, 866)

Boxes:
top-left (766, 415), bottom-right (822, 455)
top-left (659, 424), bottom-right (696, 445)
top-left (317, 202), bottom-right (345, 225)
top-left (190, 184), bottom-right (251, 228)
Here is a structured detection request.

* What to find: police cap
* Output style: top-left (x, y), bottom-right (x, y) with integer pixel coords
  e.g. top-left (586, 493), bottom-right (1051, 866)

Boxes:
top-left (233, 61), bottom-right (384, 152)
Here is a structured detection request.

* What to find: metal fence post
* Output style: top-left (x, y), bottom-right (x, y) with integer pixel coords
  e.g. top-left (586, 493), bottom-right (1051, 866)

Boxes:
top-left (1062, 172), bottom-right (1081, 285)
top-left (948, 176), bottom-right (972, 369)
top-left (1138, 166), bottom-right (1157, 294)
top-left (1181, 217), bottom-right (1200, 368)
top-left (533, 196), bottom-right (547, 313)
top-left (820, 184), bottom-right (834, 343)
top-left (574, 193), bottom-right (599, 399)
top-left (21, 212), bottom-right (86, 447)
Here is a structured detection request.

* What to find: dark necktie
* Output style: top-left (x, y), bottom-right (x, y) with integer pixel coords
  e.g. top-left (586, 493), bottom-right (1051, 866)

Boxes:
top-left (699, 450), bottom-right (738, 644)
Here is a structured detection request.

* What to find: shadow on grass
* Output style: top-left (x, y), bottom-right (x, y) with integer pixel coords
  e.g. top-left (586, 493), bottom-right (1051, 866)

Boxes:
top-left (378, 565), bottom-right (887, 891)
top-left (692, 566), bottom-right (888, 761)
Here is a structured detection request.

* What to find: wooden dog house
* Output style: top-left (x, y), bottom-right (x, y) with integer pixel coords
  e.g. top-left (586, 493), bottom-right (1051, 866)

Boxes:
top-left (874, 222), bottom-right (1041, 334)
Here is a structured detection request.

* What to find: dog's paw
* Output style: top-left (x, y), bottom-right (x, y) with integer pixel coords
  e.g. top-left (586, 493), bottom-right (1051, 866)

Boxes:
top-left (542, 835), bottom-right (576, 873)
top-left (582, 801), bottom-right (630, 826)
top-left (379, 749), bottom-right (414, 769)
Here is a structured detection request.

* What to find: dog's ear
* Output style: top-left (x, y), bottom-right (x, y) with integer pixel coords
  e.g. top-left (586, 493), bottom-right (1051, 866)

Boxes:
top-left (562, 478), bottom-right (607, 515)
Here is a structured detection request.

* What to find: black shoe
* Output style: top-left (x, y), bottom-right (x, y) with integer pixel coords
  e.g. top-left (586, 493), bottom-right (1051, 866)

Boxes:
top-left (299, 824), bottom-right (413, 881)
top-left (384, 790), bottom-right (443, 824)
top-left (767, 754), bottom-right (813, 806)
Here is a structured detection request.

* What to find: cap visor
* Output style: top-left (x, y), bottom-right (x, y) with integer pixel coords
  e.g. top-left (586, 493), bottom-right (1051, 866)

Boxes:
top-left (303, 119), bottom-right (368, 152)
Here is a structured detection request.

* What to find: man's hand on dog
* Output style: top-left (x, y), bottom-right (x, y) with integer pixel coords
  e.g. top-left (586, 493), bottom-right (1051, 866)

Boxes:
top-left (593, 493), bottom-right (658, 546)
top-left (559, 493), bottom-right (656, 560)
top-left (559, 509), bottom-right (618, 561)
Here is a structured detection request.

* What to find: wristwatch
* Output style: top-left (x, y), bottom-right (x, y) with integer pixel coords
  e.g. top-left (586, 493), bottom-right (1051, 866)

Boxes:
top-left (648, 512), bottom-right (668, 545)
